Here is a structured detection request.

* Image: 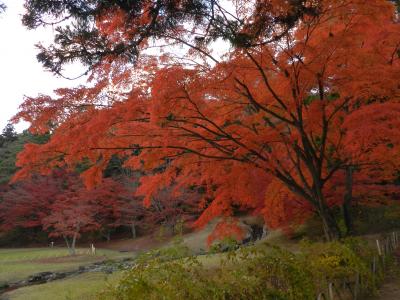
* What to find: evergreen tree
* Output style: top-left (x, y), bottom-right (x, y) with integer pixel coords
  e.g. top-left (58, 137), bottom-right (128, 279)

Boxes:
top-left (1, 124), bottom-right (18, 143)
top-left (0, 131), bottom-right (49, 184)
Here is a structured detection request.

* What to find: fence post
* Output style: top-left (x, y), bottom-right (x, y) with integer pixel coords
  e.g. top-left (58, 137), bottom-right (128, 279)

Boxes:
top-left (392, 232), bottom-right (396, 249)
top-left (372, 256), bottom-right (376, 274)
top-left (315, 232), bottom-right (400, 300)
top-left (354, 272), bottom-right (360, 300)
top-left (91, 243), bottom-right (96, 255)
top-left (328, 282), bottom-right (334, 300)
top-left (376, 240), bottom-right (382, 256)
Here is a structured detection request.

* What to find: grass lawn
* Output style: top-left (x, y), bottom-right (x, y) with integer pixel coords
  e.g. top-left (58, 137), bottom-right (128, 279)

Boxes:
top-left (3, 271), bottom-right (122, 300)
top-left (0, 247), bottom-right (134, 284)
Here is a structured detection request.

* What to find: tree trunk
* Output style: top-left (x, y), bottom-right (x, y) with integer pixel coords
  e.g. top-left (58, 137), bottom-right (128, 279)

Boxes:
top-left (70, 233), bottom-right (77, 255)
top-left (63, 236), bottom-right (75, 255)
top-left (342, 165), bottom-right (354, 235)
top-left (131, 222), bottom-right (136, 239)
top-left (314, 188), bottom-right (341, 241)
top-left (103, 230), bottom-right (111, 242)
top-left (63, 236), bottom-right (70, 249)
top-left (318, 207), bottom-right (341, 241)
top-left (101, 228), bottom-right (111, 242)
top-left (107, 231), bottom-right (111, 242)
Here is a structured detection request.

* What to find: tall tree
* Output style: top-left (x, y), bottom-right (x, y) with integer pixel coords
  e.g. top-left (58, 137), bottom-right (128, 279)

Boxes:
top-left (14, 0), bottom-right (400, 240)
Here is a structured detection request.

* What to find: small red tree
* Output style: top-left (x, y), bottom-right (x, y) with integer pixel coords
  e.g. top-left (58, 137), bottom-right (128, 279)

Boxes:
top-left (42, 174), bottom-right (100, 254)
top-left (43, 198), bottom-right (99, 255)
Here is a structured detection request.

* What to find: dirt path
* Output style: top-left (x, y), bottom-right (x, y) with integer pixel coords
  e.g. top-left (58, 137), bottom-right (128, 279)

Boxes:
top-left (96, 235), bottom-right (168, 252)
top-left (374, 278), bottom-right (400, 300)
top-left (370, 245), bottom-right (400, 299)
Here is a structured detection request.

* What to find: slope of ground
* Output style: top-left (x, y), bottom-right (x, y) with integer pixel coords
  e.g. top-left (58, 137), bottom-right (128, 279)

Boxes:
top-left (3, 272), bottom-right (121, 300)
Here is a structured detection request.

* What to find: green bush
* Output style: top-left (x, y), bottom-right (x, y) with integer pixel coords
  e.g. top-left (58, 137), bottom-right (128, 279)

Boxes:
top-left (103, 247), bottom-right (315, 300)
top-left (101, 238), bottom-right (384, 300)
top-left (209, 237), bottom-right (240, 253)
top-left (300, 238), bottom-right (375, 295)
top-left (135, 237), bottom-right (192, 264)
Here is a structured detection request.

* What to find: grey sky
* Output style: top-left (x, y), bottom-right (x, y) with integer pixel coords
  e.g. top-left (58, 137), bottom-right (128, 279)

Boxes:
top-left (0, 0), bottom-right (84, 132)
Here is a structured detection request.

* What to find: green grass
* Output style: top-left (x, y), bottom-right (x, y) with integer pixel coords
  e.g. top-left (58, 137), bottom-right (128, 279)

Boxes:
top-left (0, 247), bottom-right (133, 284)
top-left (3, 272), bottom-right (122, 300)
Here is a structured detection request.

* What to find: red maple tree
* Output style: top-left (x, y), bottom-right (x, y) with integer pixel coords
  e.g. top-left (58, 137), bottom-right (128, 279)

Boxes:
top-left (13, 0), bottom-right (400, 240)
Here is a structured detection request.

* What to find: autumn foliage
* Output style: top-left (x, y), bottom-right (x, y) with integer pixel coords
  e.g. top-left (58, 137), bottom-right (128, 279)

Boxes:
top-left (10, 0), bottom-right (400, 240)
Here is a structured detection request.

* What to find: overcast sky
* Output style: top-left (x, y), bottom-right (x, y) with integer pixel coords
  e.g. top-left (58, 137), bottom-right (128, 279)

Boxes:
top-left (0, 1), bottom-right (231, 133)
top-left (0, 0), bottom-right (85, 132)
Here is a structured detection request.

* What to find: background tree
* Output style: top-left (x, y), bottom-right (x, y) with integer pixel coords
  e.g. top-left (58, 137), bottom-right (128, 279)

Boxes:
top-left (1, 170), bottom-right (128, 249)
top-left (80, 178), bottom-right (130, 242)
top-left (0, 129), bottom-right (49, 184)
top-left (43, 198), bottom-right (99, 255)
top-left (0, 172), bottom-right (62, 240)
top-left (0, 123), bottom-right (17, 146)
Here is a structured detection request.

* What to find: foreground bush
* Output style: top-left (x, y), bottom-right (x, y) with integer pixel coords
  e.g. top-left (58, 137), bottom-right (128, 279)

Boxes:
top-left (101, 238), bottom-right (383, 300)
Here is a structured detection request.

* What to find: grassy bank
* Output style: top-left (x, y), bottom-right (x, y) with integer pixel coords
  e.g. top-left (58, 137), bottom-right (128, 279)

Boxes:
top-left (4, 272), bottom-right (122, 300)
top-left (0, 247), bottom-right (133, 284)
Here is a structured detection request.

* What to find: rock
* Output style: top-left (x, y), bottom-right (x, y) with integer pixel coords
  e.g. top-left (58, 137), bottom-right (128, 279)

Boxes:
top-left (0, 283), bottom-right (9, 292)
top-left (28, 272), bottom-right (53, 283)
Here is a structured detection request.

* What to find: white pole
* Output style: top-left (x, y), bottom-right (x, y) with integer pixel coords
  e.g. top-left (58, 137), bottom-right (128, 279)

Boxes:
top-left (376, 240), bottom-right (382, 256)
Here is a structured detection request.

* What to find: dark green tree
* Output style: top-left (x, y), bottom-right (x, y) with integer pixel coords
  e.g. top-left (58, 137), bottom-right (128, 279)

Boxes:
top-left (22, 0), bottom-right (320, 76)
top-left (1, 124), bottom-right (18, 144)
top-left (0, 131), bottom-right (49, 184)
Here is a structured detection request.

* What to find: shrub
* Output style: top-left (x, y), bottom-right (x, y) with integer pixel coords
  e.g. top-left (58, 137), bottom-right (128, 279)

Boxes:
top-left (301, 239), bottom-right (375, 295)
top-left (209, 237), bottom-right (240, 253)
top-left (101, 238), bottom-right (385, 300)
top-left (135, 237), bottom-right (192, 264)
